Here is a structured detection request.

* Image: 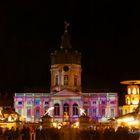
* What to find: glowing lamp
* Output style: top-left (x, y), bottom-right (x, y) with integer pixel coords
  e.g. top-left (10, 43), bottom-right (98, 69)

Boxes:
top-left (132, 100), bottom-right (139, 105)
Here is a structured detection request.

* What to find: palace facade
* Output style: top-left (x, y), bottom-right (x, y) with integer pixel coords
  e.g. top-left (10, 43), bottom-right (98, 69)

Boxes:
top-left (14, 23), bottom-right (118, 123)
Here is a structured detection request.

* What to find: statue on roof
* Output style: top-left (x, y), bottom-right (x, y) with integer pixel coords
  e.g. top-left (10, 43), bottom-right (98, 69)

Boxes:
top-left (60, 21), bottom-right (72, 49)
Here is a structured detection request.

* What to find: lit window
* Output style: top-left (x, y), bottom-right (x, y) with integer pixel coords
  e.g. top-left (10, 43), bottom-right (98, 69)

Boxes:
top-left (74, 75), bottom-right (78, 86)
top-left (132, 98), bottom-right (139, 105)
top-left (132, 88), bottom-right (137, 94)
top-left (36, 108), bottom-right (40, 119)
top-left (64, 75), bottom-right (68, 85)
top-left (55, 75), bottom-right (58, 85)
top-left (128, 88), bottom-right (131, 94)
top-left (73, 103), bottom-right (78, 115)
top-left (54, 103), bottom-right (60, 116)
top-left (63, 103), bottom-right (69, 115)
top-left (35, 99), bottom-right (40, 105)
top-left (110, 101), bottom-right (115, 104)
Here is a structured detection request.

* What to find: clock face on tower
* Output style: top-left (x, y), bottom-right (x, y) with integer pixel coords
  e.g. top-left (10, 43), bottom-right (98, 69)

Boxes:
top-left (63, 65), bottom-right (69, 72)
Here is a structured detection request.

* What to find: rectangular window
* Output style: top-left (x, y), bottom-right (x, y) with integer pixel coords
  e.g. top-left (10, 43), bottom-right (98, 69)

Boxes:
top-left (27, 108), bottom-right (31, 117)
top-left (55, 75), bottom-right (58, 85)
top-left (44, 101), bottom-right (49, 108)
top-left (110, 101), bottom-right (116, 104)
top-left (101, 101), bottom-right (106, 104)
top-left (36, 109), bottom-right (40, 119)
top-left (54, 104), bottom-right (60, 116)
top-left (93, 108), bottom-right (96, 116)
top-left (18, 101), bottom-right (23, 105)
top-left (44, 101), bottom-right (49, 105)
top-left (35, 99), bottom-right (40, 105)
top-left (74, 75), bottom-right (77, 86)
top-left (64, 75), bottom-right (68, 85)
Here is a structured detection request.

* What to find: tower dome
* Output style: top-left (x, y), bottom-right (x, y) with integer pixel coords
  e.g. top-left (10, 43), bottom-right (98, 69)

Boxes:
top-left (50, 22), bottom-right (82, 93)
top-left (51, 22), bottom-right (81, 65)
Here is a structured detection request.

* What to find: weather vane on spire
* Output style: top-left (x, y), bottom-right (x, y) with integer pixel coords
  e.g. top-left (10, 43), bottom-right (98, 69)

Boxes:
top-left (64, 21), bottom-right (70, 32)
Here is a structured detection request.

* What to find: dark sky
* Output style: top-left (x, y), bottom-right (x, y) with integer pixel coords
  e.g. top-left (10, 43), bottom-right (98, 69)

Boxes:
top-left (0, 1), bottom-right (140, 105)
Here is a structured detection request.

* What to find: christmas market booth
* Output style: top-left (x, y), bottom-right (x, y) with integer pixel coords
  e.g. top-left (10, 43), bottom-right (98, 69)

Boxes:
top-left (0, 107), bottom-right (22, 130)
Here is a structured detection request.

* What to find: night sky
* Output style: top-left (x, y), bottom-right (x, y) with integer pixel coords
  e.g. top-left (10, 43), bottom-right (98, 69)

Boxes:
top-left (0, 1), bottom-right (140, 105)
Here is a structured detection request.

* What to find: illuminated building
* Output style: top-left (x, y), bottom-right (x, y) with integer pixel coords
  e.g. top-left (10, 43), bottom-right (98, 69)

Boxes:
top-left (0, 107), bottom-right (21, 129)
top-left (14, 22), bottom-right (118, 123)
top-left (121, 80), bottom-right (140, 115)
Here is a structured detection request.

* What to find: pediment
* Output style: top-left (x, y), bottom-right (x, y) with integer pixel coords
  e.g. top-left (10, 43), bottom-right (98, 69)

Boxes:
top-left (52, 89), bottom-right (80, 97)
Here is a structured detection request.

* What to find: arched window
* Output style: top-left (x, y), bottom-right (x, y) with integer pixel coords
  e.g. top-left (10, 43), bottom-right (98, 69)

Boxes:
top-left (64, 75), bottom-right (68, 85)
top-left (73, 103), bottom-right (78, 115)
top-left (126, 97), bottom-right (130, 105)
top-left (63, 103), bottom-right (69, 115)
top-left (54, 103), bottom-right (60, 116)
top-left (132, 88), bottom-right (137, 94)
top-left (128, 88), bottom-right (131, 94)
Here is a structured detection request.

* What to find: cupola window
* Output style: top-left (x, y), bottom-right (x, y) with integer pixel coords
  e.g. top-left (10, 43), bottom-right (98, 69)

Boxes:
top-left (64, 75), bottom-right (68, 85)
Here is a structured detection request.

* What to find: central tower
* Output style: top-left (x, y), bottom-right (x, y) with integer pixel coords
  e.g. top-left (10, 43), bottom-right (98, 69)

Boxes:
top-left (50, 22), bottom-right (82, 93)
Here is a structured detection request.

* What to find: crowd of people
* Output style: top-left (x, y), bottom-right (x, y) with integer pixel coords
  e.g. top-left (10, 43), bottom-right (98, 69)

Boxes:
top-left (0, 126), bottom-right (140, 140)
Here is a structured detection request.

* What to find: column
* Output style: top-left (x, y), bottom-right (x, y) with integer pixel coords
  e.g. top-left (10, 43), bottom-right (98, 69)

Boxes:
top-left (32, 94), bottom-right (35, 122)
top-left (97, 96), bottom-right (100, 121)
top-left (23, 94), bottom-right (26, 121)
top-left (40, 95), bottom-right (44, 117)
top-left (69, 100), bottom-right (72, 122)
top-left (61, 100), bottom-right (63, 121)
top-left (49, 100), bottom-right (54, 118)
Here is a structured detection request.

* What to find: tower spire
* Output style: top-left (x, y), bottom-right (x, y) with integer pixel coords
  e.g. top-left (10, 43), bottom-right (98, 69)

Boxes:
top-left (60, 21), bottom-right (72, 49)
top-left (64, 21), bottom-right (70, 32)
